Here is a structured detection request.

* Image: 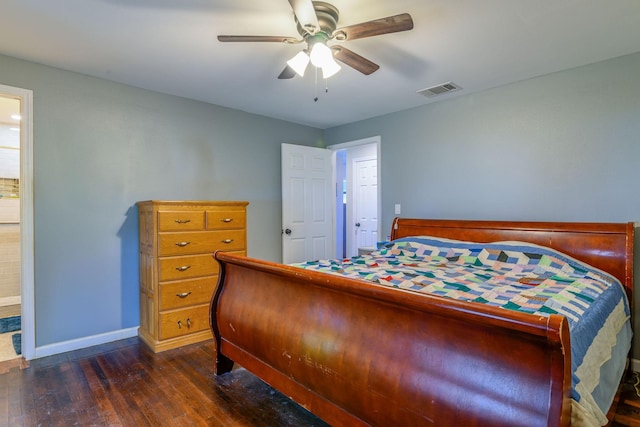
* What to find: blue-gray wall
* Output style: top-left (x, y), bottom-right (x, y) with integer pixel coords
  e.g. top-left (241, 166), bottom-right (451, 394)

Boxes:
top-left (1, 54), bottom-right (323, 347)
top-left (325, 52), bottom-right (640, 355)
top-left (2, 50), bottom-right (639, 355)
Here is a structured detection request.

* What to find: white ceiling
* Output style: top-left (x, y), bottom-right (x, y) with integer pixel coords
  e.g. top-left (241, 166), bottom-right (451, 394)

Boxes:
top-left (1, 0), bottom-right (639, 129)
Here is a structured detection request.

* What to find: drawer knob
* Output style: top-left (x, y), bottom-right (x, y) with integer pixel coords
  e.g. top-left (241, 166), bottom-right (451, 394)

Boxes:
top-left (221, 239), bottom-right (233, 244)
top-left (176, 292), bottom-right (192, 298)
top-left (175, 265), bottom-right (191, 272)
top-left (175, 241), bottom-right (191, 247)
top-left (221, 218), bottom-right (233, 223)
top-left (174, 219), bottom-right (191, 224)
top-left (177, 320), bottom-right (182, 329)
top-left (186, 318), bottom-right (191, 328)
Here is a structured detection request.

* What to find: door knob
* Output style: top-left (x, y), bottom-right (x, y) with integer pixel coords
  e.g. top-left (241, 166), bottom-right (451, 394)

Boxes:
top-left (355, 222), bottom-right (361, 227)
top-left (284, 228), bottom-right (292, 235)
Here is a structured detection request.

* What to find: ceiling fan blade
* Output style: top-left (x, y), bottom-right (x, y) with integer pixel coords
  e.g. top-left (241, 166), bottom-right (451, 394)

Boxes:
top-left (332, 46), bottom-right (380, 75)
top-left (333, 13), bottom-right (413, 41)
top-left (288, 0), bottom-right (320, 34)
top-left (278, 65), bottom-right (297, 79)
top-left (217, 35), bottom-right (300, 43)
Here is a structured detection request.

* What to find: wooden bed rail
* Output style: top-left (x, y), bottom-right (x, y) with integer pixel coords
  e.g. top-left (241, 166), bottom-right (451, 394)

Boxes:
top-left (211, 252), bottom-right (572, 426)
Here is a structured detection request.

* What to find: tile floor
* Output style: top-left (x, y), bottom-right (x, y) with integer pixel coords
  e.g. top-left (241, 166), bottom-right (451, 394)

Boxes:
top-left (0, 330), bottom-right (20, 362)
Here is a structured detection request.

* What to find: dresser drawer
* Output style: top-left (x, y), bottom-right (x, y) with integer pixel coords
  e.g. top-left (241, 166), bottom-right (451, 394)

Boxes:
top-left (158, 250), bottom-right (245, 282)
top-left (159, 304), bottom-right (210, 340)
top-left (206, 208), bottom-right (246, 230)
top-left (158, 254), bottom-right (218, 281)
top-left (158, 230), bottom-right (246, 256)
top-left (159, 277), bottom-right (216, 310)
top-left (158, 211), bottom-right (205, 231)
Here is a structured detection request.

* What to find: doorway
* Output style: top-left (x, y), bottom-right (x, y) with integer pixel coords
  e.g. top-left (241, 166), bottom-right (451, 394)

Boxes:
top-left (0, 95), bottom-right (21, 361)
top-left (330, 136), bottom-right (380, 258)
top-left (0, 85), bottom-right (34, 361)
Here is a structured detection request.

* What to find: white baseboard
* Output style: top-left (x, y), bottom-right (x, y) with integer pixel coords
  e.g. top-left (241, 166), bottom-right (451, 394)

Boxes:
top-left (33, 327), bottom-right (139, 359)
top-left (631, 358), bottom-right (640, 373)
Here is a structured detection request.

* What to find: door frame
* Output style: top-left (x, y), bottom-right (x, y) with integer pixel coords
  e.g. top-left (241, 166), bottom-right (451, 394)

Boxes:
top-left (0, 84), bottom-right (34, 360)
top-left (328, 136), bottom-right (381, 257)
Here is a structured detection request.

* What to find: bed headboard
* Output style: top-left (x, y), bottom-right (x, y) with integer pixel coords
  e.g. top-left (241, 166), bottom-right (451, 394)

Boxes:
top-left (390, 218), bottom-right (634, 304)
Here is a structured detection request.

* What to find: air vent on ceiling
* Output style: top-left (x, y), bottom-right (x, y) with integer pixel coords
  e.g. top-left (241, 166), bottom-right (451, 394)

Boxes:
top-left (417, 82), bottom-right (462, 98)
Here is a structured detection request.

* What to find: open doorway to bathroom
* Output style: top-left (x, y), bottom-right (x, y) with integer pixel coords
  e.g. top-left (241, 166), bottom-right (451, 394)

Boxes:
top-left (330, 136), bottom-right (380, 259)
top-left (0, 95), bottom-right (22, 361)
top-left (0, 84), bottom-right (33, 362)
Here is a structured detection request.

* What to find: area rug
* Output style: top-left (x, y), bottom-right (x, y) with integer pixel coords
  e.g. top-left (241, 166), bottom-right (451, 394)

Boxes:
top-left (12, 333), bottom-right (21, 355)
top-left (0, 315), bottom-right (20, 334)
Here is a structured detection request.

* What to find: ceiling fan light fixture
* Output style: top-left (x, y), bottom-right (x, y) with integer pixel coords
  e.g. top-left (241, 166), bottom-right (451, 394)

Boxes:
top-left (218, 2), bottom-right (415, 83)
top-left (321, 59), bottom-right (341, 79)
top-left (309, 41), bottom-right (341, 78)
top-left (309, 42), bottom-right (332, 68)
top-left (287, 51), bottom-right (310, 77)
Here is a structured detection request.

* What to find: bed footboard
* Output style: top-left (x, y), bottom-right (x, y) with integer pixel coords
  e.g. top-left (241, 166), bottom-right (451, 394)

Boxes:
top-left (211, 251), bottom-right (572, 426)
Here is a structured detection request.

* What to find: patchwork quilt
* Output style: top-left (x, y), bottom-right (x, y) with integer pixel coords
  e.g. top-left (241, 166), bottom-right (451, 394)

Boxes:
top-left (293, 236), bottom-right (632, 426)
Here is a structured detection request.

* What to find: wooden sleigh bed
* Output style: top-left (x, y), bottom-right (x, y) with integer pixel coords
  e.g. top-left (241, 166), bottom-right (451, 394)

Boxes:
top-left (210, 218), bottom-right (634, 426)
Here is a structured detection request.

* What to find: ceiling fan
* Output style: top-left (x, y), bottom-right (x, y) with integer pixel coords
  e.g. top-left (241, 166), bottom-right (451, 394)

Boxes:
top-left (218, 0), bottom-right (414, 80)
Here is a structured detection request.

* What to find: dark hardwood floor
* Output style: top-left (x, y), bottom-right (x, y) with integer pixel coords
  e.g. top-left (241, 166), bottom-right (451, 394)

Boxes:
top-left (1, 336), bottom-right (640, 426)
top-left (0, 338), bottom-right (328, 426)
top-left (613, 371), bottom-right (640, 427)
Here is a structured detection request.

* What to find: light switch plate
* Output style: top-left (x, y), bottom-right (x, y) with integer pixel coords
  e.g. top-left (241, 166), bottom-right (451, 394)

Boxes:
top-left (394, 204), bottom-right (401, 215)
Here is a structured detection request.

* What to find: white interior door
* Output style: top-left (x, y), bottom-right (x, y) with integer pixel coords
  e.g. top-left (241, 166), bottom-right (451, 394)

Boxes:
top-left (281, 143), bottom-right (333, 264)
top-left (352, 157), bottom-right (378, 251)
top-left (345, 143), bottom-right (378, 257)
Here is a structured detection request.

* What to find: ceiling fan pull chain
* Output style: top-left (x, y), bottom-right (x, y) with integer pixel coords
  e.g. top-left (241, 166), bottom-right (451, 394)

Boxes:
top-left (314, 66), bottom-right (319, 102)
top-left (325, 78), bottom-right (329, 94)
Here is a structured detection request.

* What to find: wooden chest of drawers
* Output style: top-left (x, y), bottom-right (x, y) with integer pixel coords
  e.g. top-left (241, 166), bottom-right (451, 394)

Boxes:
top-left (137, 200), bottom-right (248, 352)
